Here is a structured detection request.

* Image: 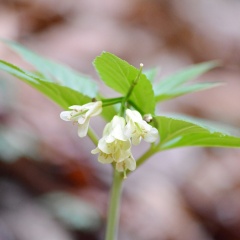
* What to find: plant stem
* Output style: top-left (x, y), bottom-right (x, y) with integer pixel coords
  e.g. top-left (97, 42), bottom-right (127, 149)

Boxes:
top-left (125, 63), bottom-right (144, 101)
top-left (119, 64), bottom-right (144, 116)
top-left (105, 169), bottom-right (123, 240)
top-left (102, 97), bottom-right (124, 107)
top-left (87, 127), bottom-right (99, 146)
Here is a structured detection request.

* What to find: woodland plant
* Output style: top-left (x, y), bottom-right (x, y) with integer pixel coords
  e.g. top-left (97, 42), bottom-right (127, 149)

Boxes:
top-left (1, 41), bottom-right (240, 240)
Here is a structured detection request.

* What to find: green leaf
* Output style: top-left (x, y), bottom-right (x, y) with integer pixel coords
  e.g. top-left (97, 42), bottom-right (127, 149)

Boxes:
top-left (154, 61), bottom-right (219, 102)
top-left (155, 115), bottom-right (240, 151)
top-left (0, 60), bottom-right (91, 109)
top-left (93, 52), bottom-right (155, 114)
top-left (101, 104), bottom-right (118, 122)
top-left (3, 40), bottom-right (98, 98)
top-left (156, 82), bottom-right (223, 102)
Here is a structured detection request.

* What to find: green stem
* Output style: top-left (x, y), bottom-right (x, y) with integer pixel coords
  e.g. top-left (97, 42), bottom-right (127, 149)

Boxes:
top-left (102, 97), bottom-right (124, 107)
top-left (125, 63), bottom-right (143, 101)
top-left (87, 127), bottom-right (99, 146)
top-left (119, 64), bottom-right (144, 116)
top-left (105, 169), bottom-right (123, 240)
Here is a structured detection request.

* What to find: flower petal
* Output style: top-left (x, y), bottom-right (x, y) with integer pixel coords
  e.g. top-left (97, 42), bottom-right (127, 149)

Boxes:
top-left (132, 135), bottom-right (141, 145)
top-left (126, 155), bottom-right (136, 171)
top-left (115, 153), bottom-right (136, 172)
top-left (69, 105), bottom-right (83, 110)
top-left (116, 162), bottom-right (124, 172)
top-left (144, 127), bottom-right (159, 142)
top-left (77, 119), bottom-right (90, 137)
top-left (91, 147), bottom-right (100, 154)
top-left (85, 101), bottom-right (102, 118)
top-left (77, 115), bottom-right (87, 124)
top-left (98, 152), bottom-right (113, 164)
top-left (98, 138), bottom-right (113, 154)
top-left (60, 111), bottom-right (71, 121)
top-left (126, 109), bottom-right (141, 122)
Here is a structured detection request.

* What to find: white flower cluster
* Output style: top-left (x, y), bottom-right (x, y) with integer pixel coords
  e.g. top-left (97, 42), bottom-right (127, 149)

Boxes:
top-left (92, 109), bottom-right (159, 175)
top-left (60, 101), bottom-right (159, 176)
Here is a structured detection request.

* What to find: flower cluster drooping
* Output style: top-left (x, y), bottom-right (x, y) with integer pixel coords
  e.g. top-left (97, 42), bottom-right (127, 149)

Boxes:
top-left (91, 116), bottom-right (136, 173)
top-left (60, 101), bottom-right (159, 177)
top-left (92, 109), bottom-right (159, 176)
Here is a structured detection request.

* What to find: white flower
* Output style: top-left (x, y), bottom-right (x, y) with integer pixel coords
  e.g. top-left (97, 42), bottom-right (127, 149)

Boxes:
top-left (125, 109), bottom-right (159, 145)
top-left (91, 148), bottom-right (114, 164)
top-left (60, 101), bottom-right (102, 137)
top-left (91, 116), bottom-right (133, 166)
top-left (116, 151), bottom-right (136, 172)
top-left (101, 115), bottom-right (129, 144)
top-left (91, 135), bottom-right (131, 164)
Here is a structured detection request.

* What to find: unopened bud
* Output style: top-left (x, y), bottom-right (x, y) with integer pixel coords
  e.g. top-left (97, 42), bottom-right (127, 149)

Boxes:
top-left (143, 113), bottom-right (153, 123)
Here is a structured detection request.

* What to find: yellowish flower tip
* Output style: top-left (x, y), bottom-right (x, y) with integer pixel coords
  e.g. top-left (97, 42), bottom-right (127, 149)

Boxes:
top-left (140, 63), bottom-right (144, 68)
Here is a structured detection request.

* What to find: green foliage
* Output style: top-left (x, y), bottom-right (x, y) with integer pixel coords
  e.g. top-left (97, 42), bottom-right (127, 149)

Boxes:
top-left (0, 60), bottom-right (91, 109)
top-left (94, 52), bottom-right (156, 114)
top-left (101, 104), bottom-right (118, 122)
top-left (3, 40), bottom-right (98, 98)
top-left (155, 115), bottom-right (240, 151)
top-left (154, 61), bottom-right (220, 102)
top-left (0, 41), bottom-right (239, 154)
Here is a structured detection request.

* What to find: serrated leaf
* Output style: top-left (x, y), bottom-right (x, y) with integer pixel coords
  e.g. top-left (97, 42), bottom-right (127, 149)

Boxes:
top-left (154, 61), bottom-right (219, 102)
top-left (94, 52), bottom-right (155, 114)
top-left (156, 82), bottom-right (223, 102)
top-left (0, 60), bottom-right (91, 109)
top-left (155, 115), bottom-right (240, 151)
top-left (3, 40), bottom-right (98, 98)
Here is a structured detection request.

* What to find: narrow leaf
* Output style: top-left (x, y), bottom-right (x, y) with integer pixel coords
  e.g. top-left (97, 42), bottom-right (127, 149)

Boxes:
top-left (156, 82), bottom-right (223, 102)
top-left (93, 52), bottom-right (155, 114)
top-left (3, 40), bottom-right (98, 98)
top-left (154, 61), bottom-right (219, 102)
top-left (155, 115), bottom-right (240, 151)
top-left (0, 60), bottom-right (91, 109)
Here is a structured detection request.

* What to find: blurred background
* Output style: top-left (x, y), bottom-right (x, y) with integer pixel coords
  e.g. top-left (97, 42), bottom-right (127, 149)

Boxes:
top-left (1, 0), bottom-right (240, 239)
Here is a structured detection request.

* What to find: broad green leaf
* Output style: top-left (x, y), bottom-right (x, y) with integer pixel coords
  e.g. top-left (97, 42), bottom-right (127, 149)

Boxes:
top-left (154, 61), bottom-right (219, 102)
top-left (93, 52), bottom-right (155, 114)
top-left (156, 82), bottom-right (223, 102)
top-left (0, 60), bottom-right (91, 109)
top-left (155, 115), bottom-right (240, 151)
top-left (3, 40), bottom-right (98, 98)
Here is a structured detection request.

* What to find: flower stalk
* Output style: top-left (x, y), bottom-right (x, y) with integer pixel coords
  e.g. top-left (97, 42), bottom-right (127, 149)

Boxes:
top-left (87, 127), bottom-right (99, 146)
top-left (119, 63), bottom-right (144, 116)
top-left (105, 169), bottom-right (123, 240)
